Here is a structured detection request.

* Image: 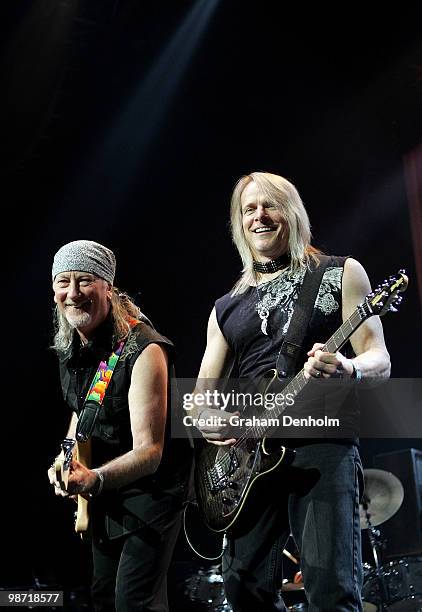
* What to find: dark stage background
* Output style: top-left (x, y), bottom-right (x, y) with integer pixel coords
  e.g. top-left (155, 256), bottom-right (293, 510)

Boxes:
top-left (1, 1), bottom-right (421, 607)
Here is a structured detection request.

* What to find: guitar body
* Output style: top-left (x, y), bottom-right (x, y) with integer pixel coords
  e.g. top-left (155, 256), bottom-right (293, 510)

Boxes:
top-left (54, 438), bottom-right (91, 537)
top-left (194, 438), bottom-right (294, 532)
top-left (74, 440), bottom-right (91, 534)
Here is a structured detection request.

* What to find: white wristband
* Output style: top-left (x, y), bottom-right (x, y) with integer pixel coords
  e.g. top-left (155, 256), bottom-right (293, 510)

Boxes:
top-left (90, 468), bottom-right (105, 497)
top-left (351, 360), bottom-right (362, 382)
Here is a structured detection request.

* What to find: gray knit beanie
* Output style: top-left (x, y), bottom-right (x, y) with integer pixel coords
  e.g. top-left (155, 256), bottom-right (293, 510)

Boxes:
top-left (52, 240), bottom-right (116, 284)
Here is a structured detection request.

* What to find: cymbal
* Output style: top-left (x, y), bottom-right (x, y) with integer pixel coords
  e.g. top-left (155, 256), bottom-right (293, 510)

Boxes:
top-left (359, 468), bottom-right (404, 529)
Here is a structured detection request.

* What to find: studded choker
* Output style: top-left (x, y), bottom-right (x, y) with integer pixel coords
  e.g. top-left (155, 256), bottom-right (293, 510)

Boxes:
top-left (253, 253), bottom-right (290, 273)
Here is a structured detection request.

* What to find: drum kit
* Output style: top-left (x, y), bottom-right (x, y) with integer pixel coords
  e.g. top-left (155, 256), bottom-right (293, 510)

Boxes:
top-left (184, 565), bottom-right (232, 611)
top-left (184, 469), bottom-right (422, 611)
top-left (281, 469), bottom-right (422, 611)
top-left (360, 469), bottom-right (422, 611)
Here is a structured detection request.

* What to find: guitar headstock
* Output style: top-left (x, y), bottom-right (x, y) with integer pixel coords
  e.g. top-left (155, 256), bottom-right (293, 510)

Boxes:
top-left (364, 270), bottom-right (408, 317)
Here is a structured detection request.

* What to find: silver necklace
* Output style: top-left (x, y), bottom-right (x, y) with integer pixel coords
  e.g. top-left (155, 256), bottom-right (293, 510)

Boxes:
top-left (255, 274), bottom-right (284, 336)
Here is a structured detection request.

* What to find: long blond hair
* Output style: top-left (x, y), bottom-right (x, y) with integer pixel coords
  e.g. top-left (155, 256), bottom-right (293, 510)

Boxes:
top-left (230, 172), bottom-right (320, 294)
top-left (52, 288), bottom-right (141, 353)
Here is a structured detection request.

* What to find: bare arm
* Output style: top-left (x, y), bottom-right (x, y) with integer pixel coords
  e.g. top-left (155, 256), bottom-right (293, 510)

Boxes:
top-left (190, 308), bottom-right (237, 443)
top-left (61, 343), bottom-right (169, 496)
top-left (198, 308), bottom-right (234, 377)
top-left (97, 343), bottom-right (168, 489)
top-left (192, 308), bottom-right (234, 415)
top-left (304, 258), bottom-right (391, 378)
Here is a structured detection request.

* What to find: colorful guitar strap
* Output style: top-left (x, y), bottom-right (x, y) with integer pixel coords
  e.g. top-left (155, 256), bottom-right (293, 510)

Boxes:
top-left (75, 317), bottom-right (140, 442)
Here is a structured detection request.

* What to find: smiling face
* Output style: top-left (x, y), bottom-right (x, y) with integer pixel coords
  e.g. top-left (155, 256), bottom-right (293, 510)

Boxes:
top-left (240, 181), bottom-right (289, 261)
top-left (53, 271), bottom-right (112, 340)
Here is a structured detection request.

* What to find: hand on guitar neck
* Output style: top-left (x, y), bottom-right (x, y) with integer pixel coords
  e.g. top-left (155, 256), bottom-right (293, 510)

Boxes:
top-left (47, 438), bottom-right (95, 536)
top-left (48, 438), bottom-right (96, 498)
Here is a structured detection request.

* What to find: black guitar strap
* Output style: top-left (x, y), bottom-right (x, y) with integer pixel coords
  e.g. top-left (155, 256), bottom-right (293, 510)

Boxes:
top-left (280, 254), bottom-right (331, 375)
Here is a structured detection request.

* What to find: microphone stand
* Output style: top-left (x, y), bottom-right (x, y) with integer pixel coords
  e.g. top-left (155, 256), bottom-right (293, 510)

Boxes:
top-left (362, 494), bottom-right (389, 610)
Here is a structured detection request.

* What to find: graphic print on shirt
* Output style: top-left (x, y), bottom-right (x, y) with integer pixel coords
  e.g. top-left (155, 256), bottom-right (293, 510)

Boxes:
top-left (256, 267), bottom-right (342, 335)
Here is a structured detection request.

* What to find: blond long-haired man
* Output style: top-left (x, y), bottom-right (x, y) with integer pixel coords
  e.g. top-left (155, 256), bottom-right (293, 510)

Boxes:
top-left (192, 173), bottom-right (390, 611)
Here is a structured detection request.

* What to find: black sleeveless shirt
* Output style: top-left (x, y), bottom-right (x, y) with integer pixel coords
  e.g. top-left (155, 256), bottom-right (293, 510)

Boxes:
top-left (58, 317), bottom-right (193, 539)
top-left (216, 256), bottom-right (347, 380)
top-left (215, 256), bottom-right (358, 445)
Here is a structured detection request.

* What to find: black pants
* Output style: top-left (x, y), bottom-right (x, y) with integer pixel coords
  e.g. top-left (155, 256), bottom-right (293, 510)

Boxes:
top-left (223, 443), bottom-right (364, 612)
top-left (91, 506), bottom-right (182, 611)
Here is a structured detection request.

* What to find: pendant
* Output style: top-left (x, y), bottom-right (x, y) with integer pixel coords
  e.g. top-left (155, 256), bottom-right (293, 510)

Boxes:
top-left (259, 308), bottom-right (269, 335)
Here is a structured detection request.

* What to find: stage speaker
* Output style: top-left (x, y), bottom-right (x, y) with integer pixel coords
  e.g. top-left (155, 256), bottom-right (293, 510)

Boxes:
top-left (373, 448), bottom-right (422, 559)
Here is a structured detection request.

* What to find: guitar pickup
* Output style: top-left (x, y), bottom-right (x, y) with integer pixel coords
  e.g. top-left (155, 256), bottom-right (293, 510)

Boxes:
top-left (206, 450), bottom-right (239, 494)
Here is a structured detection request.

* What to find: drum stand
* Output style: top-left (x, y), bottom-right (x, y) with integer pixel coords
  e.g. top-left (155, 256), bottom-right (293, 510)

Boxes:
top-left (361, 495), bottom-right (389, 611)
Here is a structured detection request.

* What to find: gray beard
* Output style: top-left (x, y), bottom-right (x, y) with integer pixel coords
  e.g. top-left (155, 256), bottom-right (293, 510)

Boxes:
top-left (65, 310), bottom-right (91, 329)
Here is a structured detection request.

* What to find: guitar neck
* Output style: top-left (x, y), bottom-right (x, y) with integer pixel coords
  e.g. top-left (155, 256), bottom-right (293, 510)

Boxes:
top-left (242, 305), bottom-right (369, 440)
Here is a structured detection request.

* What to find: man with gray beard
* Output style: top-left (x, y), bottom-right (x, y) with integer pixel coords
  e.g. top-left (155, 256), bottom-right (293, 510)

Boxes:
top-left (47, 240), bottom-right (192, 611)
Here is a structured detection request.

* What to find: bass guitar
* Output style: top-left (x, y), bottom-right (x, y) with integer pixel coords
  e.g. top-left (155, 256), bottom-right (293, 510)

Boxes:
top-left (54, 437), bottom-right (91, 537)
top-left (194, 270), bottom-right (408, 532)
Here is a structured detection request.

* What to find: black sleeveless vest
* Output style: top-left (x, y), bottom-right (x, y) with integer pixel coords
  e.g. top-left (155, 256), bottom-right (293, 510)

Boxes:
top-left (58, 317), bottom-right (193, 539)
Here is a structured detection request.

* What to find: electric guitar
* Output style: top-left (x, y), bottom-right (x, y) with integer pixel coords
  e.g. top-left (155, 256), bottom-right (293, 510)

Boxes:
top-left (54, 437), bottom-right (91, 537)
top-left (194, 270), bottom-right (408, 532)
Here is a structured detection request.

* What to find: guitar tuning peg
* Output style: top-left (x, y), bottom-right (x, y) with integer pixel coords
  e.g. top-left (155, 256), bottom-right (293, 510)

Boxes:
top-left (389, 305), bottom-right (398, 313)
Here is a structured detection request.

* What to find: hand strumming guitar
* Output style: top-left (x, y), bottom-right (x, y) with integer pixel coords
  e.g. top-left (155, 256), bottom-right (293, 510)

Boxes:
top-left (193, 407), bottom-right (240, 446)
